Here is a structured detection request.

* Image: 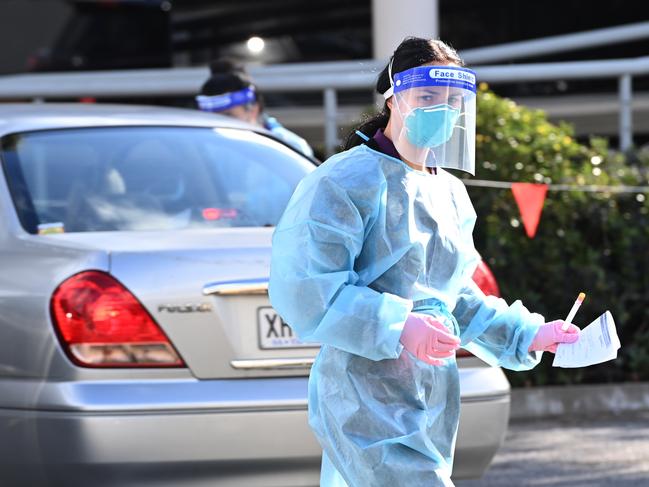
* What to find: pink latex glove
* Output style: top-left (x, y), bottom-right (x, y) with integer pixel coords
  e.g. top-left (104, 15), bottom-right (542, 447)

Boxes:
top-left (400, 312), bottom-right (461, 366)
top-left (529, 320), bottom-right (580, 353)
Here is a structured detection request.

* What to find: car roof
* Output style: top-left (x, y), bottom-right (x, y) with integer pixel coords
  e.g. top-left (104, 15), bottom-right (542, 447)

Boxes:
top-left (0, 103), bottom-right (261, 137)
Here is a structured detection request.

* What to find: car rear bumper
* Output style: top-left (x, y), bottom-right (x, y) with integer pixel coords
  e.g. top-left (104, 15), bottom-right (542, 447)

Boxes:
top-left (0, 376), bottom-right (320, 487)
top-left (0, 406), bottom-right (321, 487)
top-left (455, 393), bottom-right (510, 479)
top-left (454, 358), bottom-right (511, 479)
top-left (0, 364), bottom-right (509, 486)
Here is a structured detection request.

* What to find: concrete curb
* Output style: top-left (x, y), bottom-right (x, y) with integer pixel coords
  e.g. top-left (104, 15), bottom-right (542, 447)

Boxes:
top-left (510, 382), bottom-right (649, 420)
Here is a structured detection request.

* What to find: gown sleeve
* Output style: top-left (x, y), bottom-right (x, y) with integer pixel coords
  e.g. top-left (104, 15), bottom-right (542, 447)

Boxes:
top-left (453, 278), bottom-right (545, 371)
top-left (269, 170), bottom-right (413, 361)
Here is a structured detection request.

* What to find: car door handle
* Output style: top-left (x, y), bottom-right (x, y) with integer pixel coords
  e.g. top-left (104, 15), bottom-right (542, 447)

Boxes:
top-left (230, 358), bottom-right (315, 369)
top-left (203, 278), bottom-right (269, 296)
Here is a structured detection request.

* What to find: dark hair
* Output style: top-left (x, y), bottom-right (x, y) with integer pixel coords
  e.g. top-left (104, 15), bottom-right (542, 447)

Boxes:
top-left (199, 57), bottom-right (265, 110)
top-left (343, 37), bottom-right (464, 150)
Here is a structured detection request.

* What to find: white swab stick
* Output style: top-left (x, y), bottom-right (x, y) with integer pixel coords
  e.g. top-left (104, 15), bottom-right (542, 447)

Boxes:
top-left (562, 292), bottom-right (586, 331)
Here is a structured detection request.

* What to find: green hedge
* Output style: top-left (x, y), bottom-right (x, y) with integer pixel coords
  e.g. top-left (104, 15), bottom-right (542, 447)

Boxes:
top-left (469, 83), bottom-right (649, 387)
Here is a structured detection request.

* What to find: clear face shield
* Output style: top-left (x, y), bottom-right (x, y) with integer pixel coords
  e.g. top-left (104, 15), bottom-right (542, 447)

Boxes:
top-left (383, 65), bottom-right (477, 175)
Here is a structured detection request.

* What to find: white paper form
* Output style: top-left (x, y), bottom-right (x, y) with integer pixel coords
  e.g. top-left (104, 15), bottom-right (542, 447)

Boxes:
top-left (553, 311), bottom-right (621, 368)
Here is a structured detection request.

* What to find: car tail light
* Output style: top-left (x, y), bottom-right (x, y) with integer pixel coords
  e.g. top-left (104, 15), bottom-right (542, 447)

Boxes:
top-left (472, 260), bottom-right (501, 298)
top-left (51, 271), bottom-right (185, 368)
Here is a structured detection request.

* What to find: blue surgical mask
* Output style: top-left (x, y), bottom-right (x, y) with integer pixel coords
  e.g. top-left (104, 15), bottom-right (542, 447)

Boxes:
top-left (404, 104), bottom-right (460, 148)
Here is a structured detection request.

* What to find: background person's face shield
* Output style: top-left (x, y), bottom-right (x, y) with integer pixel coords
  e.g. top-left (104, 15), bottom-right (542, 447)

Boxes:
top-left (384, 66), bottom-right (477, 175)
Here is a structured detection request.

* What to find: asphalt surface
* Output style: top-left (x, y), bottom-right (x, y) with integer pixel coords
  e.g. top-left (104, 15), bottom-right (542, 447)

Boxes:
top-left (456, 411), bottom-right (649, 487)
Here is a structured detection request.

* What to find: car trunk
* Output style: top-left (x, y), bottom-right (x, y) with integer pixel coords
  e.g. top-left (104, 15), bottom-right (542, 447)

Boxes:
top-left (47, 228), bottom-right (318, 379)
top-left (46, 228), bottom-right (486, 380)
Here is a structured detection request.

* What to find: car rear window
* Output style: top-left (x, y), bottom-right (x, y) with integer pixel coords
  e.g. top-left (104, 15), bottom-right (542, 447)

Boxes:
top-left (1, 126), bottom-right (314, 233)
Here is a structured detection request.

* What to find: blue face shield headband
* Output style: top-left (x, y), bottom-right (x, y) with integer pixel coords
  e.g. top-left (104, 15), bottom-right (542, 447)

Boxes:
top-left (383, 65), bottom-right (476, 99)
top-left (196, 87), bottom-right (256, 113)
top-left (382, 64), bottom-right (478, 174)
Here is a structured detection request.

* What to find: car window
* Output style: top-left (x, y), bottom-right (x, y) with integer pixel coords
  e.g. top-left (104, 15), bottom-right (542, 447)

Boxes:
top-left (0, 126), bottom-right (314, 234)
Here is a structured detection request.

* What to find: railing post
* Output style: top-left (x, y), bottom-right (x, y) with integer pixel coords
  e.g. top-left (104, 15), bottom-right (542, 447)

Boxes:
top-left (619, 74), bottom-right (633, 152)
top-left (324, 88), bottom-right (339, 157)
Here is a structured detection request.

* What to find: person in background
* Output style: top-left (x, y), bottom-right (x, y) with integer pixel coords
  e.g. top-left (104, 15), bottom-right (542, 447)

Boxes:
top-left (196, 58), bottom-right (314, 158)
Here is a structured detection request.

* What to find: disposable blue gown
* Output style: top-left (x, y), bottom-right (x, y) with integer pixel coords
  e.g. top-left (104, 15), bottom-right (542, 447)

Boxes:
top-left (269, 144), bottom-right (544, 486)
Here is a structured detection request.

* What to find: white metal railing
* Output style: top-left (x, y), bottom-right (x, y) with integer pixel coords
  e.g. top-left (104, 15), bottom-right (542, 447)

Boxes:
top-left (0, 57), bottom-right (647, 154)
top-left (2, 57), bottom-right (647, 94)
top-left (1, 23), bottom-right (648, 154)
top-left (462, 21), bottom-right (649, 64)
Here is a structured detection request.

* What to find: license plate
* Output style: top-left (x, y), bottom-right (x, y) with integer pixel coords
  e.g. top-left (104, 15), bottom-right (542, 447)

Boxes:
top-left (257, 307), bottom-right (319, 349)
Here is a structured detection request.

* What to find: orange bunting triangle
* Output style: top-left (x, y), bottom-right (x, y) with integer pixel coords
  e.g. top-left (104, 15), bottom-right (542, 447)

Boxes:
top-left (511, 183), bottom-right (548, 238)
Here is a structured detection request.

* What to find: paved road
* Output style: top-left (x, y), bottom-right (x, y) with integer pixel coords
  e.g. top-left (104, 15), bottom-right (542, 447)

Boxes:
top-left (456, 411), bottom-right (649, 487)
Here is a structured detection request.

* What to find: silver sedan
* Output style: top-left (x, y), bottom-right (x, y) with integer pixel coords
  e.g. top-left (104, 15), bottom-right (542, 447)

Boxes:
top-left (0, 103), bottom-right (509, 486)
